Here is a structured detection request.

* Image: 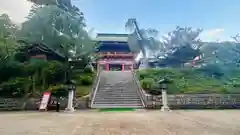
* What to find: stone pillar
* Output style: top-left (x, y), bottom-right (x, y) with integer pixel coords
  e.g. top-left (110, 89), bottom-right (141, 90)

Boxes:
top-left (65, 90), bottom-right (74, 112)
top-left (161, 89), bottom-right (171, 112)
top-left (97, 63), bottom-right (100, 71)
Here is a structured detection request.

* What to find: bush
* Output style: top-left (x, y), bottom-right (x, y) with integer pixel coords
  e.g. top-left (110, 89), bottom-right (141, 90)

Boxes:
top-left (75, 86), bottom-right (92, 97)
top-left (80, 75), bottom-right (93, 86)
top-left (137, 68), bottom-right (236, 94)
top-left (140, 78), bottom-right (155, 90)
top-left (84, 67), bottom-right (94, 74)
top-left (0, 77), bottom-right (32, 98)
top-left (49, 85), bottom-right (68, 98)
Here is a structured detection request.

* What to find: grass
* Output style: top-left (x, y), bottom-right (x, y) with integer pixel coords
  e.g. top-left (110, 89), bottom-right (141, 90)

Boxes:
top-left (75, 85), bottom-right (92, 97)
top-left (99, 108), bottom-right (136, 112)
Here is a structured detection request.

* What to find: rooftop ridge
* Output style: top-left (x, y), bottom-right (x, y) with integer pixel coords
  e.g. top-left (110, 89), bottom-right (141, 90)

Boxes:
top-left (97, 33), bottom-right (129, 37)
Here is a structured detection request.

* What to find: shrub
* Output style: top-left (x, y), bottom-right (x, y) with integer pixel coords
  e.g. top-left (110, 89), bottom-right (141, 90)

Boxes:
top-left (49, 85), bottom-right (68, 98)
top-left (136, 68), bottom-right (234, 94)
top-left (75, 86), bottom-right (92, 97)
top-left (80, 75), bottom-right (93, 86)
top-left (140, 78), bottom-right (155, 90)
top-left (84, 67), bottom-right (94, 74)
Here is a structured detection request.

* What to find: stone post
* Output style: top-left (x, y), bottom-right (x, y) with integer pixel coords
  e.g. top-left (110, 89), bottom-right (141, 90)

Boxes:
top-left (66, 90), bottom-right (74, 112)
top-left (65, 80), bottom-right (76, 112)
top-left (158, 78), bottom-right (172, 112)
top-left (161, 89), bottom-right (171, 112)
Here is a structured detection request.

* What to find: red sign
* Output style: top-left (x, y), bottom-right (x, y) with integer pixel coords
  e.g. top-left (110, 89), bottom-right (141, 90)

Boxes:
top-left (39, 92), bottom-right (51, 110)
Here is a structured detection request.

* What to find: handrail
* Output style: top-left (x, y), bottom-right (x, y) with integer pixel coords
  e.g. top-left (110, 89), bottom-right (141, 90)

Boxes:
top-left (131, 70), bottom-right (147, 107)
top-left (89, 69), bottom-right (101, 107)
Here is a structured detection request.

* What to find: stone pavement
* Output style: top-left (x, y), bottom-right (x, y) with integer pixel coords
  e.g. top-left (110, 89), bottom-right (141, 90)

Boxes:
top-left (0, 110), bottom-right (240, 135)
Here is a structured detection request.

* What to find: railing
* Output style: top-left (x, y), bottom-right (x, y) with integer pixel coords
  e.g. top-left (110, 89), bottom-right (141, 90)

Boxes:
top-left (89, 69), bottom-right (101, 108)
top-left (131, 70), bottom-right (147, 107)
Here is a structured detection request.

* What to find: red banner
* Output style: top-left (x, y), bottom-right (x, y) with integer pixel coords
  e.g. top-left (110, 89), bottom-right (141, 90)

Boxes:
top-left (39, 92), bottom-right (51, 110)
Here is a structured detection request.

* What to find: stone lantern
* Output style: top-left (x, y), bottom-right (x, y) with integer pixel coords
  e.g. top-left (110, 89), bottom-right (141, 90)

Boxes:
top-left (65, 79), bottom-right (76, 112)
top-left (158, 77), bottom-right (172, 112)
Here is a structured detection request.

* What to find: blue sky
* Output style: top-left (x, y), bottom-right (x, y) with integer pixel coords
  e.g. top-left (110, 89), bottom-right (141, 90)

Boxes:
top-left (74, 0), bottom-right (240, 41)
top-left (1, 0), bottom-right (240, 41)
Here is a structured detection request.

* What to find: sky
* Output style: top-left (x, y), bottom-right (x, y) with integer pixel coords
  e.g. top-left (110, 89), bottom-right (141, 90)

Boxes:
top-left (1, 0), bottom-right (240, 42)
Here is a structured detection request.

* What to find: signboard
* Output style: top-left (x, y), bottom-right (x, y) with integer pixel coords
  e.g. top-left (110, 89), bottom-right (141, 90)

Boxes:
top-left (31, 54), bottom-right (47, 60)
top-left (39, 92), bottom-right (51, 110)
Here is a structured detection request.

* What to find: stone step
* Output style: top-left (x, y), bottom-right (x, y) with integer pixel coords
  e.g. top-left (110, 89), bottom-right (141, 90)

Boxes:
top-left (97, 90), bottom-right (138, 94)
top-left (91, 104), bottom-right (143, 108)
top-left (98, 84), bottom-right (135, 87)
top-left (97, 93), bottom-right (139, 96)
top-left (94, 96), bottom-right (141, 99)
top-left (92, 103), bottom-right (143, 106)
top-left (94, 95), bottom-right (140, 99)
top-left (93, 101), bottom-right (142, 104)
top-left (96, 90), bottom-right (139, 93)
top-left (95, 94), bottom-right (140, 97)
top-left (98, 88), bottom-right (136, 90)
top-left (96, 90), bottom-right (138, 92)
top-left (94, 98), bottom-right (141, 101)
top-left (94, 101), bottom-right (142, 104)
top-left (95, 97), bottom-right (140, 100)
top-left (99, 85), bottom-right (135, 87)
top-left (91, 71), bottom-right (144, 109)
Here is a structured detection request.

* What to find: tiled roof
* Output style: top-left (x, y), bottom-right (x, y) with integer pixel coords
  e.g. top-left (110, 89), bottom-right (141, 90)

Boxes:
top-left (95, 33), bottom-right (129, 41)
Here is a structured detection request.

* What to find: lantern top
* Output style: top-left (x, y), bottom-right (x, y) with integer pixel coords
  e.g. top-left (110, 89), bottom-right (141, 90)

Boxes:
top-left (65, 79), bottom-right (76, 85)
top-left (158, 77), bottom-right (172, 85)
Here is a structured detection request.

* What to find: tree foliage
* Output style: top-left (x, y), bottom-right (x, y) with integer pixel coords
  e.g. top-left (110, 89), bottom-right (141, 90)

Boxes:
top-left (0, 0), bottom-right (95, 98)
top-left (0, 14), bottom-right (20, 61)
top-left (154, 27), bottom-right (202, 67)
top-left (20, 0), bottom-right (94, 58)
top-left (137, 68), bottom-right (238, 94)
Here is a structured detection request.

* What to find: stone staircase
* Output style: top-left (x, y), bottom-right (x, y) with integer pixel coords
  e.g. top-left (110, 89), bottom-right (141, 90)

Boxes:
top-left (91, 71), bottom-right (144, 108)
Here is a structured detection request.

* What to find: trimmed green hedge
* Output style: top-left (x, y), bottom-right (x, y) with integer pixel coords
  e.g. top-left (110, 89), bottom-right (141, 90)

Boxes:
top-left (137, 68), bottom-right (240, 94)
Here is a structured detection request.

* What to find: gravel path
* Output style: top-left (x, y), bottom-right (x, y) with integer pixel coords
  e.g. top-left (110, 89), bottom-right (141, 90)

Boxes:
top-left (0, 110), bottom-right (240, 135)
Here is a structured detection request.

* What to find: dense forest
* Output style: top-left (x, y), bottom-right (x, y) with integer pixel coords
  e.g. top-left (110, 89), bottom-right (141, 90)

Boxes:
top-left (0, 0), bottom-right (95, 98)
top-left (1, 0), bottom-right (240, 98)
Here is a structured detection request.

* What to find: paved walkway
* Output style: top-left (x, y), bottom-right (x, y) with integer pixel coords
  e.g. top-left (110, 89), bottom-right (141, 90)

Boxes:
top-left (0, 110), bottom-right (240, 135)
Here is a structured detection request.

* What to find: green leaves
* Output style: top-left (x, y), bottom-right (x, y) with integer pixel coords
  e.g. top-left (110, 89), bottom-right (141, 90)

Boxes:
top-left (137, 68), bottom-right (235, 94)
top-left (27, 0), bottom-right (57, 5)
top-left (20, 1), bottom-right (93, 59)
top-left (0, 14), bottom-right (20, 61)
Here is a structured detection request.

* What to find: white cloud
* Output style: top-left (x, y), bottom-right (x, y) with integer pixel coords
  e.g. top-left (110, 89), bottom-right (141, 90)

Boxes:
top-left (0, 0), bottom-right (32, 23)
top-left (199, 28), bottom-right (226, 42)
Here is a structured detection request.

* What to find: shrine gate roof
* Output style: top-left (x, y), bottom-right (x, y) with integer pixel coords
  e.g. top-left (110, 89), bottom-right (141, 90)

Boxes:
top-left (95, 33), bottom-right (129, 42)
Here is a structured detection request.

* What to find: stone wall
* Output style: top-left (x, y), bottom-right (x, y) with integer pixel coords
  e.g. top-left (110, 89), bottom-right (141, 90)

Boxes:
top-left (0, 97), bottom-right (89, 111)
top-left (1, 94), bottom-right (240, 111)
top-left (145, 94), bottom-right (240, 109)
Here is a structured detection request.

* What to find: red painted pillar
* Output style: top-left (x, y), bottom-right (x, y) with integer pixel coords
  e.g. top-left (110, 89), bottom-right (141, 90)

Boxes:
top-left (106, 63), bottom-right (109, 71)
top-left (122, 63), bottom-right (125, 71)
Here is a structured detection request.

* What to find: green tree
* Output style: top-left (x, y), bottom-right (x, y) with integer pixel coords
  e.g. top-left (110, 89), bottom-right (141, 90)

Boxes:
top-left (0, 14), bottom-right (20, 61)
top-left (157, 26), bottom-right (202, 67)
top-left (20, 0), bottom-right (94, 59)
